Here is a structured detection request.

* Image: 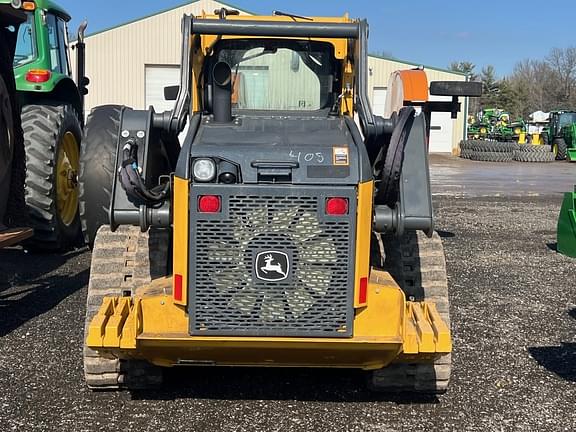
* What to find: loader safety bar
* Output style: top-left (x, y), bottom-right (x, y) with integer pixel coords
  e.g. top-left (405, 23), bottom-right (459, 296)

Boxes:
top-left (191, 19), bottom-right (360, 39)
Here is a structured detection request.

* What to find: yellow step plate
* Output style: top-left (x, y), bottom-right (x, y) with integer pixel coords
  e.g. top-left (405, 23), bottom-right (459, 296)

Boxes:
top-left (402, 302), bottom-right (451, 355)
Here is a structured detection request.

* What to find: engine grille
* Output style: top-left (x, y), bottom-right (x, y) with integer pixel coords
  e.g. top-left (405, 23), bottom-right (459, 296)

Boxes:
top-left (189, 186), bottom-right (356, 337)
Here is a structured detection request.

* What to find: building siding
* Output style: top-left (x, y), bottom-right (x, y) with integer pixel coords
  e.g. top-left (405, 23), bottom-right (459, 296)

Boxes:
top-left (75, 0), bottom-right (242, 111)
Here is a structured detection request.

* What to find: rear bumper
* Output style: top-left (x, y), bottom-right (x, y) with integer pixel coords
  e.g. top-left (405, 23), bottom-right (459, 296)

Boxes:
top-left (86, 271), bottom-right (451, 370)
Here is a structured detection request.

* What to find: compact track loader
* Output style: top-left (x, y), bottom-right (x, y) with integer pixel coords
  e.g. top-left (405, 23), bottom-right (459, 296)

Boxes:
top-left (82, 10), bottom-right (480, 393)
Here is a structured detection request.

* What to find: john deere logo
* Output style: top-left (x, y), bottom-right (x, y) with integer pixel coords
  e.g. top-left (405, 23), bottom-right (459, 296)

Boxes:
top-left (255, 251), bottom-right (290, 282)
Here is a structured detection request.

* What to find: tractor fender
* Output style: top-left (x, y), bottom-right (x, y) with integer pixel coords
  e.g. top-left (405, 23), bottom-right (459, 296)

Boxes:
top-left (18, 76), bottom-right (82, 121)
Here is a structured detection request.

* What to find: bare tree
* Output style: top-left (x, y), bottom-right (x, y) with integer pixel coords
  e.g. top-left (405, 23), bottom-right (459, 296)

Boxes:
top-left (546, 47), bottom-right (576, 106)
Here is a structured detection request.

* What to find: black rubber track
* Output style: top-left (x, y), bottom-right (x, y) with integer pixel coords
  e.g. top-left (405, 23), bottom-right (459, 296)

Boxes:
top-left (376, 107), bottom-right (415, 206)
top-left (22, 103), bottom-right (82, 250)
top-left (369, 231), bottom-right (451, 393)
top-left (552, 138), bottom-right (567, 160)
top-left (84, 226), bottom-right (169, 390)
top-left (79, 105), bottom-right (128, 247)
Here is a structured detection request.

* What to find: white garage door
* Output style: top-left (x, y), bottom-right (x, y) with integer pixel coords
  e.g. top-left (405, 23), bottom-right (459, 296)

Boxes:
top-left (428, 95), bottom-right (453, 153)
top-left (145, 65), bottom-right (188, 143)
top-left (145, 65), bottom-right (180, 112)
top-left (372, 87), bottom-right (387, 116)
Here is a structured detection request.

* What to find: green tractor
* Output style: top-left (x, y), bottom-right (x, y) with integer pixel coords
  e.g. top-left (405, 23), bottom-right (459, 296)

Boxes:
top-left (0, 2), bottom-right (29, 247)
top-left (543, 110), bottom-right (576, 161)
top-left (3, 0), bottom-right (89, 250)
top-left (557, 187), bottom-right (576, 258)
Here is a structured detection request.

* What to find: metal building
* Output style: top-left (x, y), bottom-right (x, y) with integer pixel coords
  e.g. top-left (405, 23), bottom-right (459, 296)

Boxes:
top-left (76, 0), bottom-right (467, 153)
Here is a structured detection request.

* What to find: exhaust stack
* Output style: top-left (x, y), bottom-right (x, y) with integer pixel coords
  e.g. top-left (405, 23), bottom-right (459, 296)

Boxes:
top-left (212, 61), bottom-right (232, 123)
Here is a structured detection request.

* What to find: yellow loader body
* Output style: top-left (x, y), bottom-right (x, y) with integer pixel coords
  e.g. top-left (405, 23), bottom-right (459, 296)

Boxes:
top-left (87, 271), bottom-right (451, 370)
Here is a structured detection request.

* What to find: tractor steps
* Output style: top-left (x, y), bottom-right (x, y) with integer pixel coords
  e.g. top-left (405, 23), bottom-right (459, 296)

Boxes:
top-left (0, 227), bottom-right (33, 248)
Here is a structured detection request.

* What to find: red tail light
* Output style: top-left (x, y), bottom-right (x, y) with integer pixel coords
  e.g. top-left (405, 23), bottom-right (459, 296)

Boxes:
top-left (359, 276), bottom-right (368, 304)
top-left (198, 195), bottom-right (221, 213)
top-left (326, 197), bottom-right (348, 215)
top-left (25, 69), bottom-right (51, 83)
top-left (174, 274), bottom-right (183, 301)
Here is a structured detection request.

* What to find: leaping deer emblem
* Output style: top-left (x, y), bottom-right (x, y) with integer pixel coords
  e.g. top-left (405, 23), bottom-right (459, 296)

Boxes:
top-left (260, 254), bottom-right (287, 278)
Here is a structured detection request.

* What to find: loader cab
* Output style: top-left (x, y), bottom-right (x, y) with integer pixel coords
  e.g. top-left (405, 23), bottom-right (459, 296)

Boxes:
top-left (202, 38), bottom-right (343, 117)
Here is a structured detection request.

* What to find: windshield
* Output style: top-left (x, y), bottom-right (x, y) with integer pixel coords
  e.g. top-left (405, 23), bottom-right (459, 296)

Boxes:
top-left (14, 12), bottom-right (36, 67)
top-left (215, 40), bottom-right (336, 111)
top-left (559, 113), bottom-right (576, 128)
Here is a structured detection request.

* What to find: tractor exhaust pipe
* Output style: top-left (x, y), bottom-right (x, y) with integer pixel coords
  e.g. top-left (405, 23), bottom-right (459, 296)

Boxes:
top-left (76, 21), bottom-right (89, 124)
top-left (212, 61), bottom-right (232, 123)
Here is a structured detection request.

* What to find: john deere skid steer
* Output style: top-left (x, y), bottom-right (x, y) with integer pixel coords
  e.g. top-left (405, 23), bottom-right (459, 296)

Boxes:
top-left (81, 10), bottom-right (480, 393)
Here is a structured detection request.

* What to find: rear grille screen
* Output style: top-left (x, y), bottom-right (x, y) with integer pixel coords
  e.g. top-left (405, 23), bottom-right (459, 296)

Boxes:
top-left (189, 186), bottom-right (356, 337)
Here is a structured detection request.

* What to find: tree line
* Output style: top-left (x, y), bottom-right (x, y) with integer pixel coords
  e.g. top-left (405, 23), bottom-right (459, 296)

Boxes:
top-left (450, 47), bottom-right (576, 120)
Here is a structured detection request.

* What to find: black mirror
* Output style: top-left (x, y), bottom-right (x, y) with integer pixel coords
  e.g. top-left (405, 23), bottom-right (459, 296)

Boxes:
top-left (430, 81), bottom-right (482, 97)
top-left (80, 76), bottom-right (90, 87)
top-left (164, 85), bottom-right (179, 101)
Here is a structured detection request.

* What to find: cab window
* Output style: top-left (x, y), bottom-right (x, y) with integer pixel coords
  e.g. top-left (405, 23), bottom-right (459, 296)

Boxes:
top-left (46, 14), bottom-right (69, 75)
top-left (14, 12), bottom-right (36, 67)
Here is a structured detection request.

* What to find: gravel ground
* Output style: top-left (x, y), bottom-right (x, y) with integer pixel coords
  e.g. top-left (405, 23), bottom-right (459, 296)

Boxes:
top-left (1, 192), bottom-right (575, 431)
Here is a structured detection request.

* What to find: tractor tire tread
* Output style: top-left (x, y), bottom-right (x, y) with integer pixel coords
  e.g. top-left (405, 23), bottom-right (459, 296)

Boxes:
top-left (513, 150), bottom-right (556, 163)
top-left (518, 144), bottom-right (551, 153)
top-left (22, 103), bottom-right (82, 250)
top-left (552, 138), bottom-right (567, 160)
top-left (79, 105), bottom-right (127, 248)
top-left (467, 150), bottom-right (514, 162)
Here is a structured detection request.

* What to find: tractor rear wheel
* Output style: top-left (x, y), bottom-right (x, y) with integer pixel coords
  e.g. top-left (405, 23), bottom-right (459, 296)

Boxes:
top-left (369, 231), bottom-right (451, 393)
top-left (22, 103), bottom-right (82, 250)
top-left (552, 138), bottom-right (567, 160)
top-left (84, 225), bottom-right (169, 390)
top-left (79, 105), bottom-right (129, 248)
top-left (0, 74), bottom-right (14, 228)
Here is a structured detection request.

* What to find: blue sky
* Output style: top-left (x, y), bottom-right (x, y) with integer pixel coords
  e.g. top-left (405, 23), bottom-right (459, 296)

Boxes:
top-left (59, 0), bottom-right (573, 77)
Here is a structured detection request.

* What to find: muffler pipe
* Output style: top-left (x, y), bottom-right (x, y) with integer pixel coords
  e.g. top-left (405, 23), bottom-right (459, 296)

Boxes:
top-left (212, 61), bottom-right (232, 123)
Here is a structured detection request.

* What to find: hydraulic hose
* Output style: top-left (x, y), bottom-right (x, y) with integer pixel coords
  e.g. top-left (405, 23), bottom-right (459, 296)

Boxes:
top-left (119, 140), bottom-right (169, 205)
